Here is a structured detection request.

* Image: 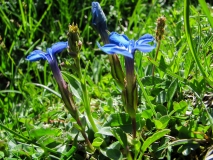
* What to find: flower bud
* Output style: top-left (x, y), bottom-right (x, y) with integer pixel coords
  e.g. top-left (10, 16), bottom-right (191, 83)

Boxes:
top-left (156, 16), bottom-right (166, 42)
top-left (91, 2), bottom-right (108, 43)
top-left (67, 23), bottom-right (82, 57)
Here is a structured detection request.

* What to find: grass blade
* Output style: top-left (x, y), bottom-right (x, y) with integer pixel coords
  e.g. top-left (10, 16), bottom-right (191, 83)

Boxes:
top-left (183, 0), bottom-right (207, 79)
top-left (198, 0), bottom-right (213, 30)
top-left (32, 83), bottom-right (61, 98)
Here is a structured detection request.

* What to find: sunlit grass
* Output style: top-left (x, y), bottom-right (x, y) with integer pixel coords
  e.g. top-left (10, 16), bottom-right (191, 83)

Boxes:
top-left (0, 0), bottom-right (213, 159)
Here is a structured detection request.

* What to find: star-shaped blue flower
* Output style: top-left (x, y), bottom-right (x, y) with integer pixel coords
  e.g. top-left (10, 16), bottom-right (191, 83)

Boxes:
top-left (97, 32), bottom-right (156, 58)
top-left (26, 41), bottom-right (68, 98)
top-left (26, 41), bottom-right (68, 63)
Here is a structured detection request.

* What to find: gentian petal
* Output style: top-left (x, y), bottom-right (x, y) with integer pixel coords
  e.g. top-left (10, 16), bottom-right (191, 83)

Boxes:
top-left (136, 34), bottom-right (155, 45)
top-left (109, 32), bottom-right (129, 46)
top-left (97, 42), bottom-right (133, 58)
top-left (46, 48), bottom-right (54, 62)
top-left (135, 34), bottom-right (156, 53)
top-left (134, 44), bottom-right (156, 53)
top-left (51, 41), bottom-right (68, 55)
top-left (26, 50), bottom-right (47, 61)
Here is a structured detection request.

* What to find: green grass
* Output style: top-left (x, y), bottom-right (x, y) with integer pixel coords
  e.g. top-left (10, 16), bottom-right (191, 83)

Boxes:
top-left (0, 0), bottom-right (213, 159)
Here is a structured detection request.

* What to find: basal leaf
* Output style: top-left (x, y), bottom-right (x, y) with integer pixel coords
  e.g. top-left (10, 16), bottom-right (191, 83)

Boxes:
top-left (141, 129), bottom-right (170, 155)
top-left (166, 78), bottom-right (178, 102)
top-left (103, 113), bottom-right (143, 133)
top-left (29, 127), bottom-right (61, 139)
top-left (92, 137), bottom-right (104, 148)
top-left (141, 76), bottom-right (164, 86)
top-left (100, 142), bottom-right (122, 159)
top-left (111, 127), bottom-right (127, 148)
top-left (154, 120), bottom-right (163, 129)
top-left (96, 127), bottom-right (113, 136)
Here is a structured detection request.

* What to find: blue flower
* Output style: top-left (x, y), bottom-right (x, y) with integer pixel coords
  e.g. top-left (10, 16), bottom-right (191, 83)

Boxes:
top-left (26, 41), bottom-right (68, 63)
top-left (91, 2), bottom-right (108, 43)
top-left (26, 41), bottom-right (80, 119)
top-left (91, 2), bottom-right (107, 27)
top-left (26, 41), bottom-right (68, 88)
top-left (97, 32), bottom-right (156, 58)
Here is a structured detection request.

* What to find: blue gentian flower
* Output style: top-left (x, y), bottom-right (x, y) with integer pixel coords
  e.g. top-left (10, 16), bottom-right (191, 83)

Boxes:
top-left (91, 2), bottom-right (108, 43)
top-left (26, 41), bottom-right (68, 86)
top-left (91, 2), bottom-right (107, 27)
top-left (97, 32), bottom-right (156, 58)
top-left (97, 32), bottom-right (156, 121)
top-left (26, 42), bottom-right (68, 90)
top-left (26, 41), bottom-right (79, 119)
top-left (91, 2), bottom-right (125, 89)
top-left (26, 42), bottom-right (68, 62)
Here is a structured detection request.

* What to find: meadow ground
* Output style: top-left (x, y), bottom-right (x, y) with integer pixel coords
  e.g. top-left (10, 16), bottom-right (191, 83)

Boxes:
top-left (0, 0), bottom-right (213, 159)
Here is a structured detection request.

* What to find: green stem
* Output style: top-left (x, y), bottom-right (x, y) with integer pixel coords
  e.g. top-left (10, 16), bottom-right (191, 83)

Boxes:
top-left (132, 117), bottom-right (136, 139)
top-left (81, 82), bottom-right (98, 133)
top-left (76, 118), bottom-right (94, 152)
top-left (152, 40), bottom-right (161, 77)
top-left (75, 56), bottom-right (98, 133)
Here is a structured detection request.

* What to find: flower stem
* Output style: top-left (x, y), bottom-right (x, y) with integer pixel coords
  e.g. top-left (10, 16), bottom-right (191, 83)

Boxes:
top-left (76, 118), bottom-right (94, 152)
top-left (82, 82), bottom-right (98, 133)
top-left (49, 58), bottom-right (94, 150)
top-left (131, 117), bottom-right (136, 139)
top-left (152, 40), bottom-right (161, 77)
top-left (75, 55), bottom-right (98, 133)
top-left (125, 57), bottom-right (137, 138)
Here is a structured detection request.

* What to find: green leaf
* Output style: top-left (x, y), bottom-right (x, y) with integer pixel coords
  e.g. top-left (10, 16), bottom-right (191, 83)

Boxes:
top-left (198, 0), bottom-right (213, 30)
top-left (62, 71), bottom-right (82, 100)
top-left (111, 127), bottom-right (127, 148)
top-left (177, 144), bottom-right (199, 156)
top-left (92, 58), bottom-right (103, 84)
top-left (103, 113), bottom-right (143, 133)
top-left (148, 57), bottom-right (185, 82)
top-left (141, 109), bottom-right (153, 119)
top-left (36, 136), bottom-right (56, 146)
top-left (32, 83), bottom-right (61, 98)
top-left (158, 115), bottom-right (170, 129)
top-left (132, 139), bottom-right (141, 160)
top-left (29, 127), bottom-right (61, 139)
top-left (92, 137), bottom-right (104, 148)
top-left (184, 0), bottom-right (213, 88)
top-left (106, 149), bottom-right (123, 160)
top-left (96, 127), bottom-right (113, 136)
top-left (184, 48), bottom-right (194, 79)
top-left (141, 76), bottom-right (164, 86)
top-left (169, 139), bottom-right (199, 147)
top-left (100, 142), bottom-right (122, 160)
top-left (166, 79), bottom-right (178, 102)
top-left (154, 120), bottom-right (163, 129)
top-left (173, 101), bottom-right (188, 114)
top-left (72, 123), bottom-right (82, 132)
top-left (156, 90), bottom-right (167, 103)
top-left (0, 151), bottom-right (4, 159)
top-left (141, 129), bottom-right (170, 155)
top-left (62, 133), bottom-right (78, 160)
top-left (155, 104), bottom-right (167, 115)
top-left (62, 146), bottom-right (77, 160)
